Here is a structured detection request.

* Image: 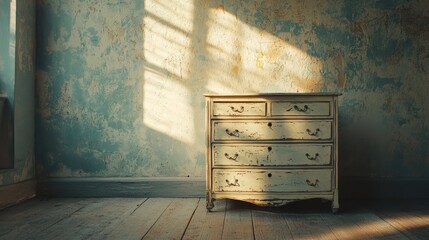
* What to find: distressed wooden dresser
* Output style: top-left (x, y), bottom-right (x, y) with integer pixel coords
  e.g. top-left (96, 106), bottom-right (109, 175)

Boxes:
top-left (205, 93), bottom-right (341, 212)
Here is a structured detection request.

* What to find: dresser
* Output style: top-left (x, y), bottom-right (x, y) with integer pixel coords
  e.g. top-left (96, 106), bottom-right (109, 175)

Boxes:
top-left (205, 93), bottom-right (341, 212)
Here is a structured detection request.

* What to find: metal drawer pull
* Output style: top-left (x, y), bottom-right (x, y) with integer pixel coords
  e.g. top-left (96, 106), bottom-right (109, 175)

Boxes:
top-left (306, 179), bottom-right (319, 187)
top-left (230, 106), bottom-right (244, 113)
top-left (305, 153), bottom-right (319, 160)
top-left (226, 179), bottom-right (240, 186)
top-left (225, 129), bottom-right (240, 137)
top-left (287, 104), bottom-right (311, 112)
top-left (306, 128), bottom-right (320, 136)
top-left (224, 153), bottom-right (239, 161)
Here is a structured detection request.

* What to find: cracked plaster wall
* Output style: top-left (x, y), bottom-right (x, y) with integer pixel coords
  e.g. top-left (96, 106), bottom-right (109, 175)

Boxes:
top-left (36, 0), bottom-right (429, 181)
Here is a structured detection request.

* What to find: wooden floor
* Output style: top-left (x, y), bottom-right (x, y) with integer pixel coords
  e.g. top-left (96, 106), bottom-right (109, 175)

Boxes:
top-left (0, 198), bottom-right (428, 240)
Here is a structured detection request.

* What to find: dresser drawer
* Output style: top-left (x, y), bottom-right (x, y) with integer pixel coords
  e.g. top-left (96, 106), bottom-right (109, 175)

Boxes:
top-left (213, 120), bottom-right (332, 141)
top-left (213, 169), bottom-right (332, 192)
top-left (272, 101), bottom-right (330, 117)
top-left (213, 144), bottom-right (332, 166)
top-left (213, 102), bottom-right (266, 116)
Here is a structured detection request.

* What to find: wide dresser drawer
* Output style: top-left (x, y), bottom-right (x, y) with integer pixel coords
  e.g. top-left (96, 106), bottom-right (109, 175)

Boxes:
top-left (213, 144), bottom-right (332, 166)
top-left (213, 120), bottom-right (332, 141)
top-left (213, 169), bottom-right (332, 192)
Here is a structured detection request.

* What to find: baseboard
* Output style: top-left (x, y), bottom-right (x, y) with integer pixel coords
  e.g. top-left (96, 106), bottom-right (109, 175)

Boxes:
top-left (340, 177), bottom-right (429, 200)
top-left (38, 177), bottom-right (206, 198)
top-left (0, 179), bottom-right (37, 209)
top-left (37, 177), bottom-right (429, 199)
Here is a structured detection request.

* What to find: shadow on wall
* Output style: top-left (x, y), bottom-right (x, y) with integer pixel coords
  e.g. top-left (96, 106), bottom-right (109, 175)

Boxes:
top-left (0, 97), bottom-right (13, 169)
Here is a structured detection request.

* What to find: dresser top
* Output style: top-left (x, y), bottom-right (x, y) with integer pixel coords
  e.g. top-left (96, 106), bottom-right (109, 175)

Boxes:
top-left (204, 92), bottom-right (342, 97)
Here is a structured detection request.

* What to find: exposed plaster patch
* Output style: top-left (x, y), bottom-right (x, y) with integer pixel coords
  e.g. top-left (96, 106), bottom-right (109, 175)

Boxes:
top-left (17, 15), bottom-right (35, 72)
top-left (350, 21), bottom-right (369, 44)
top-left (334, 52), bottom-right (346, 89)
top-left (13, 154), bottom-right (35, 183)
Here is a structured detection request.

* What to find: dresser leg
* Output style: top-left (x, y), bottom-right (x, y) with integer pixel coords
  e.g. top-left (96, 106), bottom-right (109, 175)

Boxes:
top-left (332, 189), bottom-right (339, 213)
top-left (206, 192), bottom-right (214, 211)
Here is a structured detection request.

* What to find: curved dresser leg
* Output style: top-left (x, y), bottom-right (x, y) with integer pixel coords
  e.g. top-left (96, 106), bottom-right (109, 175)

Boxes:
top-left (332, 189), bottom-right (339, 213)
top-left (206, 192), bottom-right (214, 212)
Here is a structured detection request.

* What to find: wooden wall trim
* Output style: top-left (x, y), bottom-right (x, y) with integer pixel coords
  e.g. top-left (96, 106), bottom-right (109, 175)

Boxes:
top-left (36, 177), bottom-right (429, 199)
top-left (0, 180), bottom-right (36, 209)
top-left (340, 177), bottom-right (429, 200)
top-left (38, 177), bottom-right (205, 198)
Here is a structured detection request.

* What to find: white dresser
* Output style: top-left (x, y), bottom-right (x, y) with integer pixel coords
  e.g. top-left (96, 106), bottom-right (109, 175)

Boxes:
top-left (205, 93), bottom-right (341, 212)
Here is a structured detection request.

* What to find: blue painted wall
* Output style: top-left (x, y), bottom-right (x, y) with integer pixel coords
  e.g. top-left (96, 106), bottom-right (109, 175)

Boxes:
top-left (0, 0), bottom-right (36, 186)
top-left (36, 0), bottom-right (429, 187)
top-left (0, 0), bottom-right (14, 105)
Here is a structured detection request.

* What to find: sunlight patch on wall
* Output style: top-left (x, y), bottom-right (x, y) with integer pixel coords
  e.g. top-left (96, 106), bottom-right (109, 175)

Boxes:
top-left (205, 8), bottom-right (323, 94)
top-left (9, 0), bottom-right (16, 58)
top-left (143, 0), bottom-right (195, 144)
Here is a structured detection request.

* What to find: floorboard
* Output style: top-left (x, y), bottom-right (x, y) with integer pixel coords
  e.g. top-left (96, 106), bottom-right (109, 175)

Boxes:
top-left (32, 198), bottom-right (144, 240)
top-left (0, 198), bottom-right (94, 239)
top-left (1, 198), bottom-right (428, 240)
top-left (142, 198), bottom-right (199, 240)
top-left (322, 204), bottom-right (408, 240)
top-left (284, 212), bottom-right (338, 240)
top-left (182, 199), bottom-right (226, 240)
top-left (222, 200), bottom-right (254, 240)
top-left (370, 201), bottom-right (429, 240)
top-left (106, 198), bottom-right (173, 240)
top-left (251, 205), bottom-right (293, 240)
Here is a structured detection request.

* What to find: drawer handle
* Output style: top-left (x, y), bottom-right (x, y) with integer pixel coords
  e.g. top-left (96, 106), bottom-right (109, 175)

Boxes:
top-left (226, 179), bottom-right (240, 186)
top-left (305, 153), bottom-right (319, 160)
top-left (230, 106), bottom-right (244, 113)
top-left (225, 129), bottom-right (240, 137)
top-left (306, 128), bottom-right (320, 136)
top-left (306, 179), bottom-right (319, 187)
top-left (224, 153), bottom-right (239, 161)
top-left (288, 104), bottom-right (311, 112)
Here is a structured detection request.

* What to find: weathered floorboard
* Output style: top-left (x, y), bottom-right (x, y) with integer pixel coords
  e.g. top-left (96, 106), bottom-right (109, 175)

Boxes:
top-left (91, 198), bottom-right (149, 239)
top-left (142, 198), bottom-right (200, 240)
top-left (0, 198), bottom-right (94, 239)
top-left (284, 212), bottom-right (338, 240)
top-left (32, 198), bottom-right (144, 240)
top-left (105, 198), bottom-right (173, 240)
top-left (322, 205), bottom-right (408, 240)
top-left (222, 200), bottom-right (254, 240)
top-left (182, 199), bottom-right (227, 240)
top-left (1, 198), bottom-right (429, 240)
top-left (251, 205), bottom-right (293, 240)
top-left (370, 201), bottom-right (429, 240)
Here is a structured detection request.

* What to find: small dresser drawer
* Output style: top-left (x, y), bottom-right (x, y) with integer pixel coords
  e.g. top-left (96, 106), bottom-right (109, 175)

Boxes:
top-left (213, 144), bottom-right (332, 166)
top-left (213, 102), bottom-right (266, 116)
top-left (272, 101), bottom-right (331, 116)
top-left (213, 120), bottom-right (332, 141)
top-left (213, 169), bottom-right (332, 192)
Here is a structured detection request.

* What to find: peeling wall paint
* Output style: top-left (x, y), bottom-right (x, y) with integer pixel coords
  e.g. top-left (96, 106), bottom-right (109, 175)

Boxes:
top-left (36, 0), bottom-right (429, 180)
top-left (0, 0), bottom-right (36, 187)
